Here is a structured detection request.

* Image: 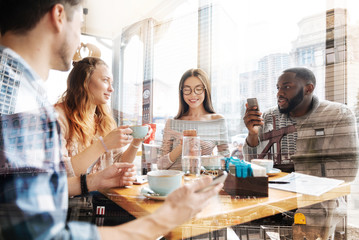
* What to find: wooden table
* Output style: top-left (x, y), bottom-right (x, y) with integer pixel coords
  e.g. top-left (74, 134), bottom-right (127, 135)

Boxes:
top-left (100, 172), bottom-right (350, 239)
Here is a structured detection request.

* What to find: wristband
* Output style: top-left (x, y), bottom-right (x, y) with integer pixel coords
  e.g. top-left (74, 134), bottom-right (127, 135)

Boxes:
top-left (131, 143), bottom-right (141, 149)
top-left (99, 136), bottom-right (109, 153)
top-left (80, 173), bottom-right (89, 196)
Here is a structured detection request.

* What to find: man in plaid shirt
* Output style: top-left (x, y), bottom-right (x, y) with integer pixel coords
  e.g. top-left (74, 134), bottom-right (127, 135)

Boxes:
top-left (0, 1), bottom-right (221, 239)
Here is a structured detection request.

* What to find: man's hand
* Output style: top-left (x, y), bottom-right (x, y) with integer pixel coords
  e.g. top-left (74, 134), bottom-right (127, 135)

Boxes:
top-left (88, 163), bottom-right (136, 191)
top-left (98, 176), bottom-right (223, 239)
top-left (158, 176), bottom-right (223, 226)
top-left (243, 103), bottom-right (264, 147)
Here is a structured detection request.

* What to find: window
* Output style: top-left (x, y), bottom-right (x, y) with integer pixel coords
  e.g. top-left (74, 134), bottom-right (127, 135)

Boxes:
top-left (114, 0), bottom-right (359, 140)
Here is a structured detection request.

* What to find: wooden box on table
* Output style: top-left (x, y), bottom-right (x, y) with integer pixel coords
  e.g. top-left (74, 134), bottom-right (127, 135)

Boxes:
top-left (223, 172), bottom-right (268, 197)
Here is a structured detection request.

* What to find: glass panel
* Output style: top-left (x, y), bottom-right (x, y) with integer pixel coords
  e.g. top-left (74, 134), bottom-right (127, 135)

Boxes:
top-left (152, 4), bottom-right (198, 140)
top-left (121, 36), bottom-right (144, 125)
top-left (214, 0), bottom-right (327, 137)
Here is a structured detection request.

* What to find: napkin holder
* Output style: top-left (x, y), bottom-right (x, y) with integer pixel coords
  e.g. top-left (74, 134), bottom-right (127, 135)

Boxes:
top-left (223, 172), bottom-right (268, 197)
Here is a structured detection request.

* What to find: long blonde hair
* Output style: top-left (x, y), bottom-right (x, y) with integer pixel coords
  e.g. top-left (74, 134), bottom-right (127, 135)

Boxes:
top-left (57, 57), bottom-right (116, 149)
top-left (175, 68), bottom-right (215, 119)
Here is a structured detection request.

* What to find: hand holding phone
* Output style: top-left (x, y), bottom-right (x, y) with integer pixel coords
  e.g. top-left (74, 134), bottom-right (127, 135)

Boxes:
top-left (247, 98), bottom-right (259, 111)
top-left (196, 171), bottom-right (228, 193)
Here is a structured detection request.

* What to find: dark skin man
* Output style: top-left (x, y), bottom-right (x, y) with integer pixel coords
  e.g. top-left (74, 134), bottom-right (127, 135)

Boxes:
top-left (243, 71), bottom-right (315, 147)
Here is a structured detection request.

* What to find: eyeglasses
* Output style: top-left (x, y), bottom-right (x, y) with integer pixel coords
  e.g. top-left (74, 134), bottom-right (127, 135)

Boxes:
top-left (181, 86), bottom-right (205, 95)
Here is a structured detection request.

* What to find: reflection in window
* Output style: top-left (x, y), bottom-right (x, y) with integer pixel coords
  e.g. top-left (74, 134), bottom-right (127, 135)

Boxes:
top-left (122, 36), bottom-right (144, 125)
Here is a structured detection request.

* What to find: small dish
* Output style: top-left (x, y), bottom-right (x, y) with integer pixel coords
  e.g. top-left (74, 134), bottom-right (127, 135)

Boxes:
top-left (141, 187), bottom-right (167, 201)
top-left (142, 192), bottom-right (167, 201)
top-left (267, 168), bottom-right (281, 176)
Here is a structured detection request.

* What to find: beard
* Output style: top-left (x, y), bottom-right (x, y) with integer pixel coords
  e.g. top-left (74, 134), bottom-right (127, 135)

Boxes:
top-left (278, 88), bottom-right (304, 114)
top-left (59, 46), bottom-right (72, 71)
top-left (56, 38), bottom-right (77, 71)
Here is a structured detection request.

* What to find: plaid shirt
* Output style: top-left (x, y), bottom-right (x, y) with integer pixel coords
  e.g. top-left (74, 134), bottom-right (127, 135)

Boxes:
top-left (0, 46), bottom-right (100, 239)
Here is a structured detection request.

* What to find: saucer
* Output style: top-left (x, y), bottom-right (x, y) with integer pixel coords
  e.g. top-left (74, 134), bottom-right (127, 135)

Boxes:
top-left (142, 193), bottom-right (167, 201)
top-left (267, 168), bottom-right (281, 176)
top-left (141, 187), bottom-right (167, 201)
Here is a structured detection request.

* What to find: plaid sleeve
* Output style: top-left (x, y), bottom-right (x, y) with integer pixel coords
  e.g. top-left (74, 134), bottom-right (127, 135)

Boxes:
top-left (0, 172), bottom-right (100, 240)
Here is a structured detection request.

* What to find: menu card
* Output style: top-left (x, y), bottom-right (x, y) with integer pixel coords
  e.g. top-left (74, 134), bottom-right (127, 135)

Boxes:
top-left (269, 172), bottom-right (344, 196)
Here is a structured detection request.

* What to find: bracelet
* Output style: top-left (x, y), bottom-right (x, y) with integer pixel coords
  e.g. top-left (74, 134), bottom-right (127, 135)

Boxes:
top-left (80, 173), bottom-right (89, 196)
top-left (99, 136), bottom-right (109, 153)
top-left (131, 143), bottom-right (141, 149)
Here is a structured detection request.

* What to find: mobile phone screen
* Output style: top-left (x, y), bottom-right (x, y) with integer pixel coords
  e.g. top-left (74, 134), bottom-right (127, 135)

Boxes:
top-left (196, 171), bottom-right (228, 193)
top-left (247, 98), bottom-right (259, 111)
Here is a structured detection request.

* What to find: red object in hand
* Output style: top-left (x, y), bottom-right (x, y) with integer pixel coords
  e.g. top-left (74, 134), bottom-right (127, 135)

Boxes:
top-left (144, 123), bottom-right (156, 144)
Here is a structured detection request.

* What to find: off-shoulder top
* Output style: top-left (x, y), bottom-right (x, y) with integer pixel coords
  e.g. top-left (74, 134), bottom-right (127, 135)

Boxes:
top-left (157, 118), bottom-right (230, 170)
top-left (55, 103), bottom-right (123, 177)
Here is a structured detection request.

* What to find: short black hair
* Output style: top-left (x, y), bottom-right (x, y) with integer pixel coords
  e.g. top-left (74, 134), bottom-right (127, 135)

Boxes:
top-left (0, 0), bottom-right (82, 35)
top-left (283, 67), bottom-right (316, 87)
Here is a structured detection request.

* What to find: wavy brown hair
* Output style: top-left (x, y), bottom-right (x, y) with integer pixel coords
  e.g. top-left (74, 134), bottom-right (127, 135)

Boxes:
top-left (57, 57), bottom-right (116, 149)
top-left (175, 68), bottom-right (215, 119)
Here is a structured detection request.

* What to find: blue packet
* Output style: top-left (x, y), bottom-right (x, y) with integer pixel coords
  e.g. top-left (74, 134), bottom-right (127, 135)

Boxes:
top-left (247, 163), bottom-right (253, 177)
top-left (225, 157), bottom-right (240, 172)
top-left (225, 157), bottom-right (253, 178)
top-left (236, 164), bottom-right (246, 178)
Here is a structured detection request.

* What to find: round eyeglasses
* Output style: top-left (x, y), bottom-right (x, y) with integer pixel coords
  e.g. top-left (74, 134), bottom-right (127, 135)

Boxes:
top-left (181, 86), bottom-right (205, 95)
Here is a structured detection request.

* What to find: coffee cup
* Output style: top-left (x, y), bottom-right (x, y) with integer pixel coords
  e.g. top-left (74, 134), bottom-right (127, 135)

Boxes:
top-left (130, 125), bottom-right (149, 139)
top-left (147, 170), bottom-right (183, 196)
top-left (201, 155), bottom-right (222, 170)
top-left (251, 159), bottom-right (274, 173)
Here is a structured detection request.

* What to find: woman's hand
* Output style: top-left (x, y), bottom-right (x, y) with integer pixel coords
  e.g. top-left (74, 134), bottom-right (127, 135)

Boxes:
top-left (103, 125), bottom-right (133, 150)
top-left (132, 124), bottom-right (153, 146)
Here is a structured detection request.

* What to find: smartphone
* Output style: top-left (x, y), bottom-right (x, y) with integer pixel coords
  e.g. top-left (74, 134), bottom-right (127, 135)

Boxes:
top-left (247, 98), bottom-right (259, 111)
top-left (196, 171), bottom-right (228, 193)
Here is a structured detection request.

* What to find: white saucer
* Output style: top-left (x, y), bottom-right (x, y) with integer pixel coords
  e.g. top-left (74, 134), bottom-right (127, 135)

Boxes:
top-left (267, 168), bottom-right (281, 176)
top-left (142, 192), bottom-right (167, 201)
top-left (141, 187), bottom-right (167, 201)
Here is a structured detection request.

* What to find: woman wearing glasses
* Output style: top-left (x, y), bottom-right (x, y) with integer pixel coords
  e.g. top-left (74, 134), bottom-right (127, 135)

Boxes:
top-left (157, 68), bottom-right (230, 170)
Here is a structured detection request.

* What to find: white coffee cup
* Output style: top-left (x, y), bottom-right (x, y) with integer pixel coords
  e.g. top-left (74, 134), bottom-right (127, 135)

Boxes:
top-left (147, 170), bottom-right (183, 196)
top-left (201, 155), bottom-right (222, 170)
top-left (251, 159), bottom-right (274, 173)
top-left (130, 125), bottom-right (149, 139)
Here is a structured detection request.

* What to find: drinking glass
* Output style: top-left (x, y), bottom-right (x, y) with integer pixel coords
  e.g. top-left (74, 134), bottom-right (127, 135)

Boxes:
top-left (182, 136), bottom-right (201, 176)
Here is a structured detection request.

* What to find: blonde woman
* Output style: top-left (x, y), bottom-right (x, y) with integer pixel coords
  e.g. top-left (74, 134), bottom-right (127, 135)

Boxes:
top-left (55, 57), bottom-right (149, 177)
top-left (158, 68), bottom-right (230, 170)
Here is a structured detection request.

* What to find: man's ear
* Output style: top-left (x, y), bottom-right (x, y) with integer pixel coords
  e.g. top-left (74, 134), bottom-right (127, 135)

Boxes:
top-left (50, 4), bottom-right (66, 33)
top-left (305, 83), bottom-right (314, 95)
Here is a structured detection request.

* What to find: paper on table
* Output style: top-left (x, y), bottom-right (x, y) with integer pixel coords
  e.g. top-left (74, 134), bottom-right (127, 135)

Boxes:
top-left (269, 172), bottom-right (344, 196)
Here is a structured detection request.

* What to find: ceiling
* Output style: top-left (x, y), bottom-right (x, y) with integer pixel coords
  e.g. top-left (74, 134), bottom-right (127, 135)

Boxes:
top-left (82, 0), bottom-right (184, 39)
